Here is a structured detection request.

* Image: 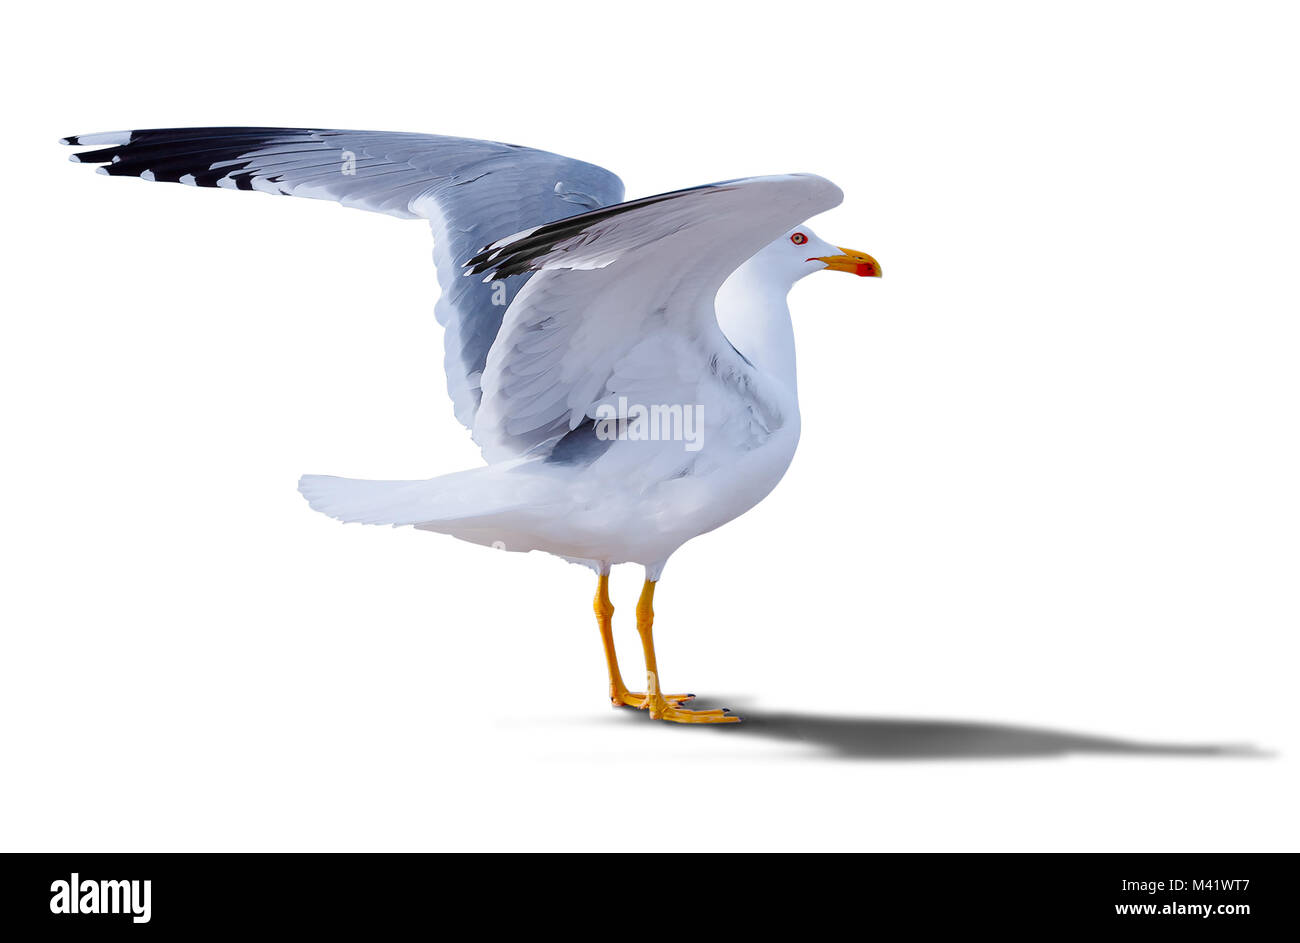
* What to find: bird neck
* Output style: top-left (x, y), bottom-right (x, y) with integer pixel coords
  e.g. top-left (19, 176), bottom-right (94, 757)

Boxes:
top-left (715, 264), bottom-right (799, 394)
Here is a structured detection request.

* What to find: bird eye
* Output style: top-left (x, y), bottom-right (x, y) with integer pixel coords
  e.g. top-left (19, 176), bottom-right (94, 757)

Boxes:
top-left (790, 232), bottom-right (808, 245)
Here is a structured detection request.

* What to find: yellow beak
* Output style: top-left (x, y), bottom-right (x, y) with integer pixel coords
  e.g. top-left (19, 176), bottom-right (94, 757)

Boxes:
top-left (813, 247), bottom-right (881, 278)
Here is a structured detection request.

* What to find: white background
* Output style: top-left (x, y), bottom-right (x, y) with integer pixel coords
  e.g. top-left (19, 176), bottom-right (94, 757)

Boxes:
top-left (2, 1), bottom-right (1296, 852)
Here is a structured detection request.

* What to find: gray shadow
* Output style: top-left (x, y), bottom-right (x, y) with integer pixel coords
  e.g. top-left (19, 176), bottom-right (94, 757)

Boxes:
top-left (645, 700), bottom-right (1266, 761)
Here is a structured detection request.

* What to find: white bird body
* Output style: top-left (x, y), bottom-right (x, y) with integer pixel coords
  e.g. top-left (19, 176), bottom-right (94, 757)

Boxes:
top-left (298, 252), bottom-right (806, 577)
top-left (62, 126), bottom-right (878, 722)
top-left (300, 208), bottom-right (825, 577)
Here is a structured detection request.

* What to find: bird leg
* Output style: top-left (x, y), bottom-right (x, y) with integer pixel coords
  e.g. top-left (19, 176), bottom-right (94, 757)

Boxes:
top-left (632, 579), bottom-right (739, 724)
top-left (593, 573), bottom-right (694, 710)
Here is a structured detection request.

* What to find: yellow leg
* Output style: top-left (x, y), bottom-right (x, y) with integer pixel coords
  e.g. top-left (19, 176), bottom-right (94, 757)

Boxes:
top-left (634, 579), bottom-right (739, 724)
top-left (593, 573), bottom-right (694, 710)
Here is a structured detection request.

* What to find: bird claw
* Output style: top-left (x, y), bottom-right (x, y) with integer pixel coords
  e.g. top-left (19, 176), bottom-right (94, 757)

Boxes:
top-left (612, 687), bottom-right (695, 709)
top-left (652, 701), bottom-right (741, 725)
top-left (612, 686), bottom-right (740, 723)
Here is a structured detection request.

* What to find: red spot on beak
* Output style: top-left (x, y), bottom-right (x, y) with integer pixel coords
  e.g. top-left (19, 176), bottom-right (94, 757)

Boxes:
top-left (814, 248), bottom-right (881, 277)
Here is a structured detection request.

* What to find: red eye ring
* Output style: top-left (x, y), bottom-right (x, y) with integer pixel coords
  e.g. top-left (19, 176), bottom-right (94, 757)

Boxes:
top-left (790, 232), bottom-right (808, 245)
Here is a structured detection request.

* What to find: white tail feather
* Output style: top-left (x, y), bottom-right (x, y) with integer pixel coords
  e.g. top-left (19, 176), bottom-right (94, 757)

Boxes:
top-left (298, 466), bottom-right (557, 529)
top-left (298, 475), bottom-right (445, 526)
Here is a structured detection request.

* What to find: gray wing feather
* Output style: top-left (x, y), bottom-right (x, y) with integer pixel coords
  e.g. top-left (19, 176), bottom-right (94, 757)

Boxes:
top-left (62, 127), bottom-right (625, 433)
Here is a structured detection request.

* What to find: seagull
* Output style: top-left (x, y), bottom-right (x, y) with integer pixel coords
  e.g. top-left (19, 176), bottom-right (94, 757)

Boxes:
top-left (62, 127), bottom-right (880, 724)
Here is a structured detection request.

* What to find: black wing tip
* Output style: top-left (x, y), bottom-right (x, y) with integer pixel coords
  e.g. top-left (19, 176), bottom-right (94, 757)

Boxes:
top-left (59, 131), bottom-right (136, 149)
top-left (59, 133), bottom-right (108, 146)
top-left (464, 247), bottom-right (531, 281)
top-left (59, 128), bottom-right (314, 191)
top-left (462, 184), bottom-right (719, 280)
top-left (464, 248), bottom-right (499, 279)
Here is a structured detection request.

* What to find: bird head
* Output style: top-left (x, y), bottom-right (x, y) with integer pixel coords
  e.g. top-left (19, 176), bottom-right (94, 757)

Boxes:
top-left (753, 227), bottom-right (880, 285)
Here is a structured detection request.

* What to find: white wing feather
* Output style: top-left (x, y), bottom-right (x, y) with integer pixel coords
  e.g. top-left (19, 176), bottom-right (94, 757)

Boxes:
top-left (465, 174), bottom-right (843, 462)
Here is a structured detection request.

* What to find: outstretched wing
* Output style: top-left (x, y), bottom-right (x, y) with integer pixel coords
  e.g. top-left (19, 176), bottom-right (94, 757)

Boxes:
top-left (463, 174), bottom-right (843, 463)
top-left (61, 127), bottom-right (625, 430)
